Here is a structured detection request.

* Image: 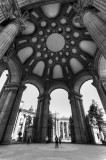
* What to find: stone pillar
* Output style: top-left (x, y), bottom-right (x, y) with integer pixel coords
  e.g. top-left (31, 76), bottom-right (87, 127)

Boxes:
top-left (92, 0), bottom-right (106, 13)
top-left (21, 114), bottom-right (26, 137)
top-left (82, 11), bottom-right (106, 59)
top-left (63, 122), bottom-right (65, 139)
top-left (58, 121), bottom-right (60, 138)
top-left (0, 22), bottom-right (21, 60)
top-left (0, 84), bottom-right (26, 144)
top-left (0, 8), bottom-right (7, 23)
top-left (69, 92), bottom-right (90, 143)
top-left (97, 12), bottom-right (106, 22)
top-left (92, 75), bottom-right (106, 113)
top-left (36, 93), bottom-right (50, 142)
top-left (66, 122), bottom-right (69, 138)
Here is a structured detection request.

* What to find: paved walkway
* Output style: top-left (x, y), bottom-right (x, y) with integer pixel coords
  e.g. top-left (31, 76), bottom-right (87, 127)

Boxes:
top-left (0, 143), bottom-right (106, 160)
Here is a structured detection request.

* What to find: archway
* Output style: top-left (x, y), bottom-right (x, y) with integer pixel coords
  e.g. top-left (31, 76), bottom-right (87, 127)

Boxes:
top-left (80, 80), bottom-right (103, 114)
top-left (12, 83), bottom-right (39, 142)
top-left (49, 89), bottom-right (72, 143)
top-left (80, 80), bottom-right (105, 144)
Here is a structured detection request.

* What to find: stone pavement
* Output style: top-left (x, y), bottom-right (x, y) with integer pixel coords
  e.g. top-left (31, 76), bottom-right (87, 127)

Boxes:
top-left (0, 143), bottom-right (106, 160)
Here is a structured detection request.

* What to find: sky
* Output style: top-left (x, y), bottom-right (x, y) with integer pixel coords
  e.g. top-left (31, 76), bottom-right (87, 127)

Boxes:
top-left (0, 71), bottom-right (105, 119)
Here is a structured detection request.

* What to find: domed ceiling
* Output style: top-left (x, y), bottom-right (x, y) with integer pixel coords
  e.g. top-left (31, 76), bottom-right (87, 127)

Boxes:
top-left (14, 2), bottom-right (98, 81)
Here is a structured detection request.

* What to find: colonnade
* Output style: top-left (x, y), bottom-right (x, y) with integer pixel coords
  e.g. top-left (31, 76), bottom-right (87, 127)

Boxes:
top-left (0, 0), bottom-right (106, 144)
top-left (52, 118), bottom-right (70, 141)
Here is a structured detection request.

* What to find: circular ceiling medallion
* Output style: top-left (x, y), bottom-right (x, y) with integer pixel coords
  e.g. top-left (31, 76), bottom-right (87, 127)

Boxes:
top-left (46, 33), bottom-right (65, 52)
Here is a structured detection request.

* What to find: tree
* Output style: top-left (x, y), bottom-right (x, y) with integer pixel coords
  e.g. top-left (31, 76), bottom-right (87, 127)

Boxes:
top-left (88, 100), bottom-right (106, 131)
top-left (48, 111), bottom-right (53, 142)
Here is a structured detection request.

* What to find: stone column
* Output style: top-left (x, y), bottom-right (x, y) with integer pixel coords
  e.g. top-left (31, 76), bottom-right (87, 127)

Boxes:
top-left (58, 121), bottom-right (60, 138)
top-left (69, 92), bottom-right (90, 143)
top-left (0, 22), bottom-right (20, 60)
top-left (0, 84), bottom-right (26, 144)
top-left (63, 122), bottom-right (65, 139)
top-left (97, 12), bottom-right (106, 22)
top-left (41, 93), bottom-right (51, 142)
top-left (92, 75), bottom-right (106, 113)
top-left (36, 93), bottom-right (50, 142)
top-left (82, 11), bottom-right (106, 59)
top-left (92, 0), bottom-right (106, 13)
top-left (21, 114), bottom-right (26, 137)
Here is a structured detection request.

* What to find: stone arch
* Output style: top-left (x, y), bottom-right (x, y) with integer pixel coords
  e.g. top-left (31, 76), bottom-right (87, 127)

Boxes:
top-left (73, 72), bottom-right (92, 93)
top-left (48, 82), bottom-right (69, 95)
top-left (23, 76), bottom-right (44, 95)
top-left (7, 56), bottom-right (23, 83)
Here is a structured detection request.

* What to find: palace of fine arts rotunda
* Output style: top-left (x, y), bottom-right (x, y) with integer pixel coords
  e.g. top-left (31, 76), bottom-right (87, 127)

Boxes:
top-left (0, 0), bottom-right (106, 145)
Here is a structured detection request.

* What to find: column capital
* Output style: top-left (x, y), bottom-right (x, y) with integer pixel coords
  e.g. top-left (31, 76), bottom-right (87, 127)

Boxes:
top-left (3, 83), bottom-right (19, 93)
top-left (0, 0), bottom-right (20, 19)
top-left (38, 93), bottom-right (51, 101)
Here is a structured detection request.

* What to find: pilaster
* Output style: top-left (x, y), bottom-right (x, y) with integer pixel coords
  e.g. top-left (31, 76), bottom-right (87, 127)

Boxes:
top-left (92, 0), bottom-right (106, 13)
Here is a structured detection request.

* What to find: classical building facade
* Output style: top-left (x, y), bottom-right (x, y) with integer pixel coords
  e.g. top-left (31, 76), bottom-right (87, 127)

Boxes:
top-left (11, 104), bottom-right (36, 142)
top-left (0, 0), bottom-right (106, 144)
top-left (52, 115), bottom-right (71, 142)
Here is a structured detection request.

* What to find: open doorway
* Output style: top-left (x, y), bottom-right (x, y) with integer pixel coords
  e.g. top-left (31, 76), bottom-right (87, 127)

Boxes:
top-left (49, 89), bottom-right (72, 143)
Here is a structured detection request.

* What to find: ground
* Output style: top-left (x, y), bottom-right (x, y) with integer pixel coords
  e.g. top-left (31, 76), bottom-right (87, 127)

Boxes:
top-left (0, 143), bottom-right (106, 160)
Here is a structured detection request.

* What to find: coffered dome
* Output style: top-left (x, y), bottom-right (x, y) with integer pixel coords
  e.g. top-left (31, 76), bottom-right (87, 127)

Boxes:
top-left (14, 2), bottom-right (98, 81)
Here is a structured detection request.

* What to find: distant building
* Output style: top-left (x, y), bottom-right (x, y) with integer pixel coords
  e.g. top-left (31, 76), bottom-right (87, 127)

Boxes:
top-left (52, 114), bottom-right (71, 142)
top-left (12, 104), bottom-right (36, 142)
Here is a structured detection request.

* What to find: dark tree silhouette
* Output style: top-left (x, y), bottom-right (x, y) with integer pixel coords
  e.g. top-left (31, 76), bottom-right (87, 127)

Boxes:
top-left (88, 100), bottom-right (106, 131)
top-left (48, 111), bottom-right (53, 142)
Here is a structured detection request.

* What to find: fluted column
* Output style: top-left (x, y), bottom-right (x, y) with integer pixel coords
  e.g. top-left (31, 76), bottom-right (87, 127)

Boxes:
top-left (41, 94), bottom-right (51, 142)
top-left (0, 84), bottom-right (26, 144)
top-left (83, 11), bottom-right (106, 59)
top-left (0, 22), bottom-right (20, 59)
top-left (92, 0), bottom-right (106, 13)
top-left (69, 92), bottom-right (90, 143)
top-left (92, 75), bottom-right (106, 113)
top-left (21, 114), bottom-right (26, 137)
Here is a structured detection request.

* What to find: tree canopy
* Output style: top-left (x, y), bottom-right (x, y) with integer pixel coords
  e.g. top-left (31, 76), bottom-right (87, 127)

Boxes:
top-left (88, 100), bottom-right (106, 131)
